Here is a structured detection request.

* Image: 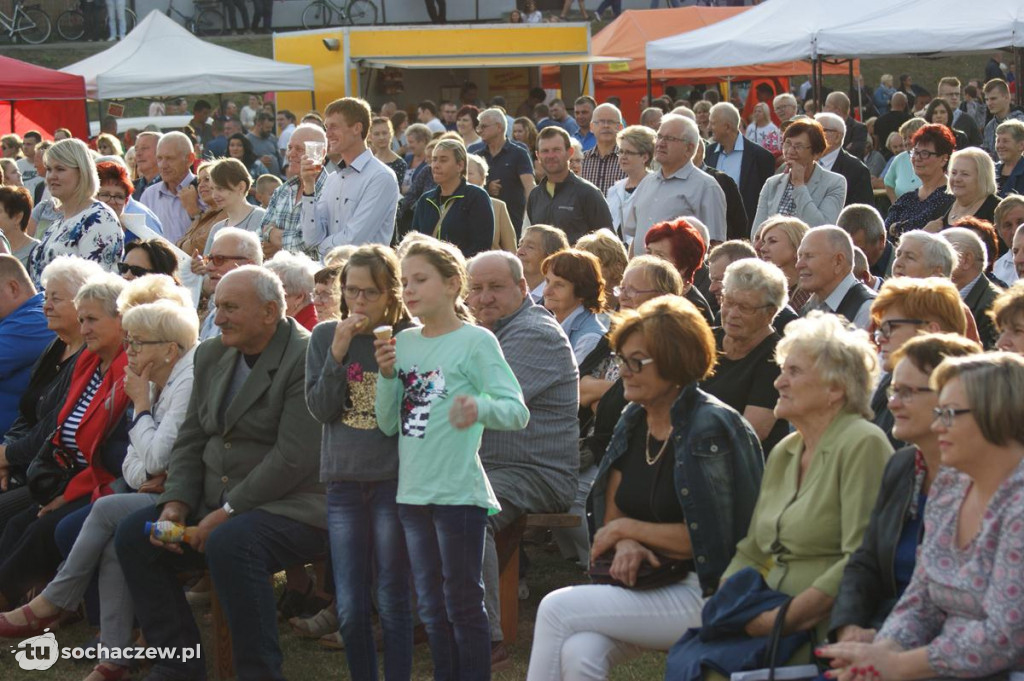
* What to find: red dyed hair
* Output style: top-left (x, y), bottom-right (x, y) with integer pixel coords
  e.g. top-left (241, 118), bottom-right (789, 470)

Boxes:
top-left (96, 161), bottom-right (134, 197)
top-left (645, 218), bottom-right (706, 284)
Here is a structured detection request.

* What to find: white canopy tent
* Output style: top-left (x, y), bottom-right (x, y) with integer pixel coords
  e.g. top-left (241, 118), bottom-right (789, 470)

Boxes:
top-left (646, 0), bottom-right (1024, 70)
top-left (62, 11), bottom-right (314, 100)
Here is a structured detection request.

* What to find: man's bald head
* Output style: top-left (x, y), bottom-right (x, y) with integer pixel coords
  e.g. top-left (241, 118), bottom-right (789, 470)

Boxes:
top-left (0, 254), bottom-right (36, 319)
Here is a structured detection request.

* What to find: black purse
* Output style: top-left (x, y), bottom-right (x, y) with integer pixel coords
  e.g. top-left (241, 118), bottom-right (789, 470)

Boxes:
top-left (588, 551), bottom-right (692, 590)
top-left (26, 437), bottom-right (81, 506)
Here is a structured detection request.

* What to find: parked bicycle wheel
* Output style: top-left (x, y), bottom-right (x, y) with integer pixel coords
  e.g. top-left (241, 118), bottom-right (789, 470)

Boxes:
top-left (301, 1), bottom-right (333, 29)
top-left (345, 0), bottom-right (376, 25)
top-left (193, 7), bottom-right (224, 36)
top-left (55, 9), bottom-right (84, 41)
top-left (17, 6), bottom-right (52, 43)
top-left (124, 8), bottom-right (137, 32)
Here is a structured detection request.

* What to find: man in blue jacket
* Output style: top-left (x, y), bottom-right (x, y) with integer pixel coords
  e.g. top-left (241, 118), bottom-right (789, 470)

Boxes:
top-left (0, 255), bottom-right (54, 435)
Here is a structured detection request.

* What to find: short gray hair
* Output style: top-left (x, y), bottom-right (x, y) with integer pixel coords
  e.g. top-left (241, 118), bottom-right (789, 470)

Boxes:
top-left (265, 250), bottom-right (319, 298)
top-left (815, 112), bottom-right (846, 138)
top-left (211, 226), bottom-right (263, 265)
top-left (723, 258), bottom-right (789, 313)
top-left (709, 102), bottom-right (740, 129)
top-left (74, 272), bottom-right (128, 318)
top-left (468, 249), bottom-right (524, 282)
top-left (898, 230), bottom-right (958, 277)
top-left (660, 114), bottom-right (700, 144)
top-left (479, 108), bottom-right (508, 134)
top-left (852, 247), bottom-right (869, 277)
top-left (996, 119), bottom-right (1024, 143)
top-left (776, 311), bottom-right (879, 419)
top-left (40, 255), bottom-right (106, 295)
top-left (949, 147), bottom-right (997, 198)
top-left (773, 93), bottom-right (798, 111)
top-left (157, 130), bottom-right (194, 157)
top-left (837, 203), bottom-right (885, 244)
top-left (942, 227), bottom-right (988, 272)
top-left (220, 265), bottom-right (286, 319)
top-left (804, 225), bottom-right (854, 268)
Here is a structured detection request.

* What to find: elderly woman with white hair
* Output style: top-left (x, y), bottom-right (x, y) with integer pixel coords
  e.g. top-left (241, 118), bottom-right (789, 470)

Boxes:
top-left (664, 313), bottom-right (893, 677)
top-left (0, 291), bottom-right (198, 681)
top-left (891, 230), bottom-right (959, 279)
top-left (466, 153), bottom-right (516, 252)
top-left (26, 139), bottom-right (123, 286)
top-left (745, 102), bottom-right (781, 154)
top-left (923, 147), bottom-right (1000, 232)
top-left (265, 250), bottom-right (320, 331)
top-left (700, 258), bottom-right (790, 452)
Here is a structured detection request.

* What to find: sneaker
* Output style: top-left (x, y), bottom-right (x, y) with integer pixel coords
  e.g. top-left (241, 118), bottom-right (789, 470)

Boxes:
top-left (289, 604), bottom-right (338, 639)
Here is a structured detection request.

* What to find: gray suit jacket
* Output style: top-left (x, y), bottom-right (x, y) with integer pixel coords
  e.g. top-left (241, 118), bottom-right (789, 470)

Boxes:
top-left (751, 162), bottom-right (847, 236)
top-left (160, 318), bottom-right (326, 528)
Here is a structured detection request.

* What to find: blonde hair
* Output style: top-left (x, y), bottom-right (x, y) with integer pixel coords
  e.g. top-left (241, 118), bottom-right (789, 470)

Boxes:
top-left (96, 133), bottom-right (124, 157)
top-left (622, 255), bottom-right (683, 297)
top-left (775, 311), bottom-right (879, 419)
top-left (75, 272), bottom-right (128, 318)
top-left (990, 280), bottom-right (1024, 332)
top-left (122, 300), bottom-right (199, 350)
top-left (118, 274), bottom-right (194, 313)
top-left (758, 215), bottom-right (809, 252)
top-left (44, 138), bottom-right (99, 210)
top-left (324, 244), bottom-right (358, 268)
top-left (401, 236), bottom-right (473, 322)
top-left (575, 229), bottom-right (628, 291)
top-left (948, 147), bottom-right (998, 198)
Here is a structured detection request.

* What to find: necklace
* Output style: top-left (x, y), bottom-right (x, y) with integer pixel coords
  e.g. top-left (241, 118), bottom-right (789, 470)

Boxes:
top-left (645, 428), bottom-right (673, 466)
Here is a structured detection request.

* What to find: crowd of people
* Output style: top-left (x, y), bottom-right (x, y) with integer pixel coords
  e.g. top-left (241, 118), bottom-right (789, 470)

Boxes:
top-left (1, 64), bottom-right (1024, 681)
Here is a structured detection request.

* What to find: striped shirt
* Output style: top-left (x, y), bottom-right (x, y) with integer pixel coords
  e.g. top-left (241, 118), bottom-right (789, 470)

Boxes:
top-left (60, 368), bottom-right (103, 466)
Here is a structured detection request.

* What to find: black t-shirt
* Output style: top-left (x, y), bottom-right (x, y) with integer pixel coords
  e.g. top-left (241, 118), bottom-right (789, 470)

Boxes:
top-left (701, 328), bottom-right (787, 453)
top-left (612, 421), bottom-right (685, 523)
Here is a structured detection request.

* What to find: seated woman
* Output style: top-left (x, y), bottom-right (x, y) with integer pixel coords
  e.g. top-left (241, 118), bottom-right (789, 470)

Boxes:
top-left (883, 118), bottom-right (927, 204)
top-left (995, 119), bottom-right (1024, 198)
top-left (0, 273), bottom-right (130, 612)
top-left (541, 248), bottom-right (607, 365)
top-left (828, 333), bottom-right (981, 645)
top-left (95, 161), bottom-right (162, 243)
top-left (411, 138), bottom-right (493, 258)
top-left (576, 229), bottom-right (627, 314)
top-left (227, 132), bottom-right (270, 187)
top-left (119, 239), bottom-right (180, 282)
top-left (203, 158), bottom-right (266, 253)
top-left (922, 147), bottom-right (1000, 232)
top-left (684, 313), bottom-right (893, 671)
top-left (0, 295), bottom-right (198, 681)
top-left (884, 124), bottom-right (956, 237)
top-left (922, 98), bottom-right (969, 150)
top-left (993, 280), bottom-right (1024, 354)
top-left (176, 162), bottom-right (224, 257)
top-left (0, 186), bottom-right (39, 267)
top-left (644, 217), bottom-right (714, 326)
top-left (821, 352), bottom-right (1024, 680)
top-left (700, 258), bottom-right (790, 453)
top-left (757, 215), bottom-right (811, 311)
top-left (751, 118), bottom-right (847, 230)
top-left (527, 296), bottom-right (764, 681)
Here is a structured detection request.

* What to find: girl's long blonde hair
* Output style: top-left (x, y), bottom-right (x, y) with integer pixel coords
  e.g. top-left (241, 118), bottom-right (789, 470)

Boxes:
top-left (401, 237), bottom-right (473, 323)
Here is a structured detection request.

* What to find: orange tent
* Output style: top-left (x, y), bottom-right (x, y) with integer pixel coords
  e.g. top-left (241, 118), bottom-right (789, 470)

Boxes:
top-left (543, 8), bottom-right (856, 122)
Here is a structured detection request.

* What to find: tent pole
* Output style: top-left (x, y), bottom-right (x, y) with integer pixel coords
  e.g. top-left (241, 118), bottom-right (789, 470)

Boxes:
top-left (809, 59), bottom-right (817, 109)
top-left (646, 70), bottom-right (652, 108)
top-left (1017, 47), bottom-right (1024, 109)
top-left (95, 99), bottom-right (103, 138)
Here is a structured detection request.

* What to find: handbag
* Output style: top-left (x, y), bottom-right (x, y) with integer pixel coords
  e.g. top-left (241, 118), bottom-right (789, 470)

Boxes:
top-left (26, 438), bottom-right (81, 506)
top-left (588, 551), bottom-right (692, 590)
top-left (728, 598), bottom-right (821, 681)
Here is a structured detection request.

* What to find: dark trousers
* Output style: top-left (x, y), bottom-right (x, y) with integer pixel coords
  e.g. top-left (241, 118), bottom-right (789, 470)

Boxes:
top-left (0, 497), bottom-right (90, 604)
top-left (115, 506), bottom-right (327, 681)
top-left (424, 0), bottom-right (446, 23)
top-left (222, 0), bottom-right (249, 30)
top-left (250, 0), bottom-right (273, 29)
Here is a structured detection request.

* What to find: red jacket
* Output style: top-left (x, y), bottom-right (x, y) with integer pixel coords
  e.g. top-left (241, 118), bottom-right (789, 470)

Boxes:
top-left (53, 348), bottom-right (131, 502)
top-left (293, 303), bottom-right (318, 331)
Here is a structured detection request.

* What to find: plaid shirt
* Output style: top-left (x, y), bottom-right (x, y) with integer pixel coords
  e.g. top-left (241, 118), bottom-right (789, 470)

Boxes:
top-left (580, 145), bottom-right (626, 195)
top-left (259, 172), bottom-right (327, 258)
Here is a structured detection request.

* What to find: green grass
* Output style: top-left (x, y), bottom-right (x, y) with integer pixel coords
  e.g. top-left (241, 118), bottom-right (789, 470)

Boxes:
top-left (0, 544), bottom-right (666, 680)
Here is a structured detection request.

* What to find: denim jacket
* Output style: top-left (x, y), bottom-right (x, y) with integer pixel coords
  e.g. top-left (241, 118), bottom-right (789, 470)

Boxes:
top-left (591, 383), bottom-right (764, 597)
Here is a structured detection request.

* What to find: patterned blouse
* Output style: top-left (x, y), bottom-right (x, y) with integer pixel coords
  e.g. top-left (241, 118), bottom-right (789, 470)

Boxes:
top-left (882, 185), bottom-right (954, 239)
top-left (878, 462), bottom-right (1024, 677)
top-left (28, 201), bottom-right (123, 287)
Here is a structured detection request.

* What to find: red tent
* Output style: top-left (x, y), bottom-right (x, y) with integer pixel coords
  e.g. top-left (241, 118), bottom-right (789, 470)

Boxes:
top-left (0, 55), bottom-right (88, 139)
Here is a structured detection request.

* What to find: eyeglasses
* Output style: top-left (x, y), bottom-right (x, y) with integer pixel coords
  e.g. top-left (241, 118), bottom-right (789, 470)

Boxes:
top-left (343, 285), bottom-right (382, 301)
top-left (312, 289), bottom-right (338, 302)
top-left (933, 406), bottom-right (972, 427)
top-left (655, 133), bottom-right (687, 144)
top-left (123, 337), bottom-right (173, 353)
top-left (873, 318), bottom-right (927, 342)
top-left (117, 263), bottom-right (153, 277)
top-left (97, 192), bottom-right (127, 204)
top-left (720, 296), bottom-right (772, 316)
top-left (782, 141), bottom-right (811, 152)
top-left (593, 119), bottom-right (621, 127)
top-left (618, 149), bottom-right (645, 157)
top-left (886, 384), bottom-right (934, 402)
top-left (910, 148), bottom-right (940, 160)
top-left (612, 354), bottom-right (655, 374)
top-left (613, 285), bottom-right (659, 299)
top-left (205, 254), bottom-right (250, 267)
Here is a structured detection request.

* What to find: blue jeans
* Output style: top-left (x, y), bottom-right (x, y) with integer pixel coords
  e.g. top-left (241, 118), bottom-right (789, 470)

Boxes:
top-left (398, 503), bottom-right (490, 681)
top-left (115, 506), bottom-right (327, 681)
top-left (328, 480), bottom-right (412, 681)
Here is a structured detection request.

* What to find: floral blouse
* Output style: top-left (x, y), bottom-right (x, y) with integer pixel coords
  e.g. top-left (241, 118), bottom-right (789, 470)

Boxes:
top-left (28, 201), bottom-right (123, 287)
top-left (878, 461), bottom-right (1024, 678)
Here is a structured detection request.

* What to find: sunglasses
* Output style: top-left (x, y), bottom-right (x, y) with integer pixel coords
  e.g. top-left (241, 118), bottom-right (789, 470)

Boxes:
top-left (117, 263), bottom-right (153, 277)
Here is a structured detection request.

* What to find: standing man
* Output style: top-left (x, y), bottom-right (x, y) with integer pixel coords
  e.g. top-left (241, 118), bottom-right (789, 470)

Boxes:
top-left (277, 110), bottom-right (297, 158)
top-left (131, 131), bottom-right (162, 201)
top-left (188, 100), bottom-right (214, 147)
top-left (246, 112), bottom-right (282, 177)
top-left (476, 108), bottom-right (536, 237)
top-left (539, 99), bottom-right (581, 137)
top-left (624, 114), bottom-right (727, 251)
top-left (824, 91), bottom-right (868, 159)
top-left (260, 124), bottom-right (329, 259)
top-left (572, 96), bottom-right (597, 152)
top-left (139, 131), bottom-right (200, 244)
top-left (17, 132), bottom-right (40, 183)
top-left (579, 102), bottom-right (626, 195)
top-left (527, 127), bottom-right (612, 244)
top-left (936, 77), bottom-right (981, 147)
top-left (815, 112), bottom-right (874, 207)
top-left (416, 100), bottom-right (447, 135)
top-left (300, 98), bottom-right (400, 256)
top-left (873, 92), bottom-right (911, 156)
top-left (704, 102), bottom-right (775, 231)
top-left (439, 100), bottom-right (459, 131)
top-left (772, 93), bottom-right (798, 126)
top-left (983, 79), bottom-right (1024, 157)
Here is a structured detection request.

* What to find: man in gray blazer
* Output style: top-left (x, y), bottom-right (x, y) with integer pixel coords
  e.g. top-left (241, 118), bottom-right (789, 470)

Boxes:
top-left (116, 265), bottom-right (327, 681)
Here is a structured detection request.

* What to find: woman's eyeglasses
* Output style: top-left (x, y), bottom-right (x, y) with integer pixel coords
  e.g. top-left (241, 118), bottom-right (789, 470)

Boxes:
top-left (933, 406), bottom-right (971, 427)
top-left (123, 338), bottom-right (173, 353)
top-left (873, 318), bottom-right (926, 342)
top-left (98, 192), bottom-right (128, 204)
top-left (885, 384), bottom-right (933, 402)
top-left (117, 263), bottom-right (153, 277)
top-left (612, 354), bottom-right (654, 374)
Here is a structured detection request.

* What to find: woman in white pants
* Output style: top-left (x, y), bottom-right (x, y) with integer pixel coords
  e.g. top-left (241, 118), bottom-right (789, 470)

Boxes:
top-left (105, 0), bottom-right (127, 41)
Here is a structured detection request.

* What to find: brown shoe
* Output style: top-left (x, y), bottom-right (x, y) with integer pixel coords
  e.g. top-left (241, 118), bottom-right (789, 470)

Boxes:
top-left (491, 641), bottom-right (510, 671)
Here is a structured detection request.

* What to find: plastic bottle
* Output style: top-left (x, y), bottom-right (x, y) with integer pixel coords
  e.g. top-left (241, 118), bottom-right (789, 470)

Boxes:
top-left (145, 520), bottom-right (197, 544)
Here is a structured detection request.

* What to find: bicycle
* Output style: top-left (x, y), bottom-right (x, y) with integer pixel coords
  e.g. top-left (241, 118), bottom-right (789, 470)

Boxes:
top-left (301, 0), bottom-right (377, 29)
top-left (166, 0), bottom-right (225, 37)
top-left (56, 2), bottom-right (137, 42)
top-left (0, 0), bottom-right (51, 44)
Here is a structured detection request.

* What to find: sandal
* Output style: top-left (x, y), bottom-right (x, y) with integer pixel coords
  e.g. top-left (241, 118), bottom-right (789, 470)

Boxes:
top-left (289, 604), bottom-right (338, 639)
top-left (0, 604), bottom-right (62, 639)
top-left (318, 631), bottom-right (344, 650)
top-left (86, 663), bottom-right (130, 681)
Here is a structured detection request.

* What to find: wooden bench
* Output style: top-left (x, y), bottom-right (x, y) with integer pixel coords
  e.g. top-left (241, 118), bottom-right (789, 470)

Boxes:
top-left (495, 513), bottom-right (581, 644)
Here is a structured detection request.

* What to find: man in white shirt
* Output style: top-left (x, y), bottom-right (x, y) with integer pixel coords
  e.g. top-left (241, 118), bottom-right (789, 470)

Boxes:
top-left (796, 226), bottom-right (876, 329)
top-left (416, 100), bottom-right (447, 135)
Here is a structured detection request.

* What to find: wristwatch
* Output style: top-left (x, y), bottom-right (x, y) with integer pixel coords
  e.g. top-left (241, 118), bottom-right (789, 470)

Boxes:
top-left (222, 501), bottom-right (235, 516)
